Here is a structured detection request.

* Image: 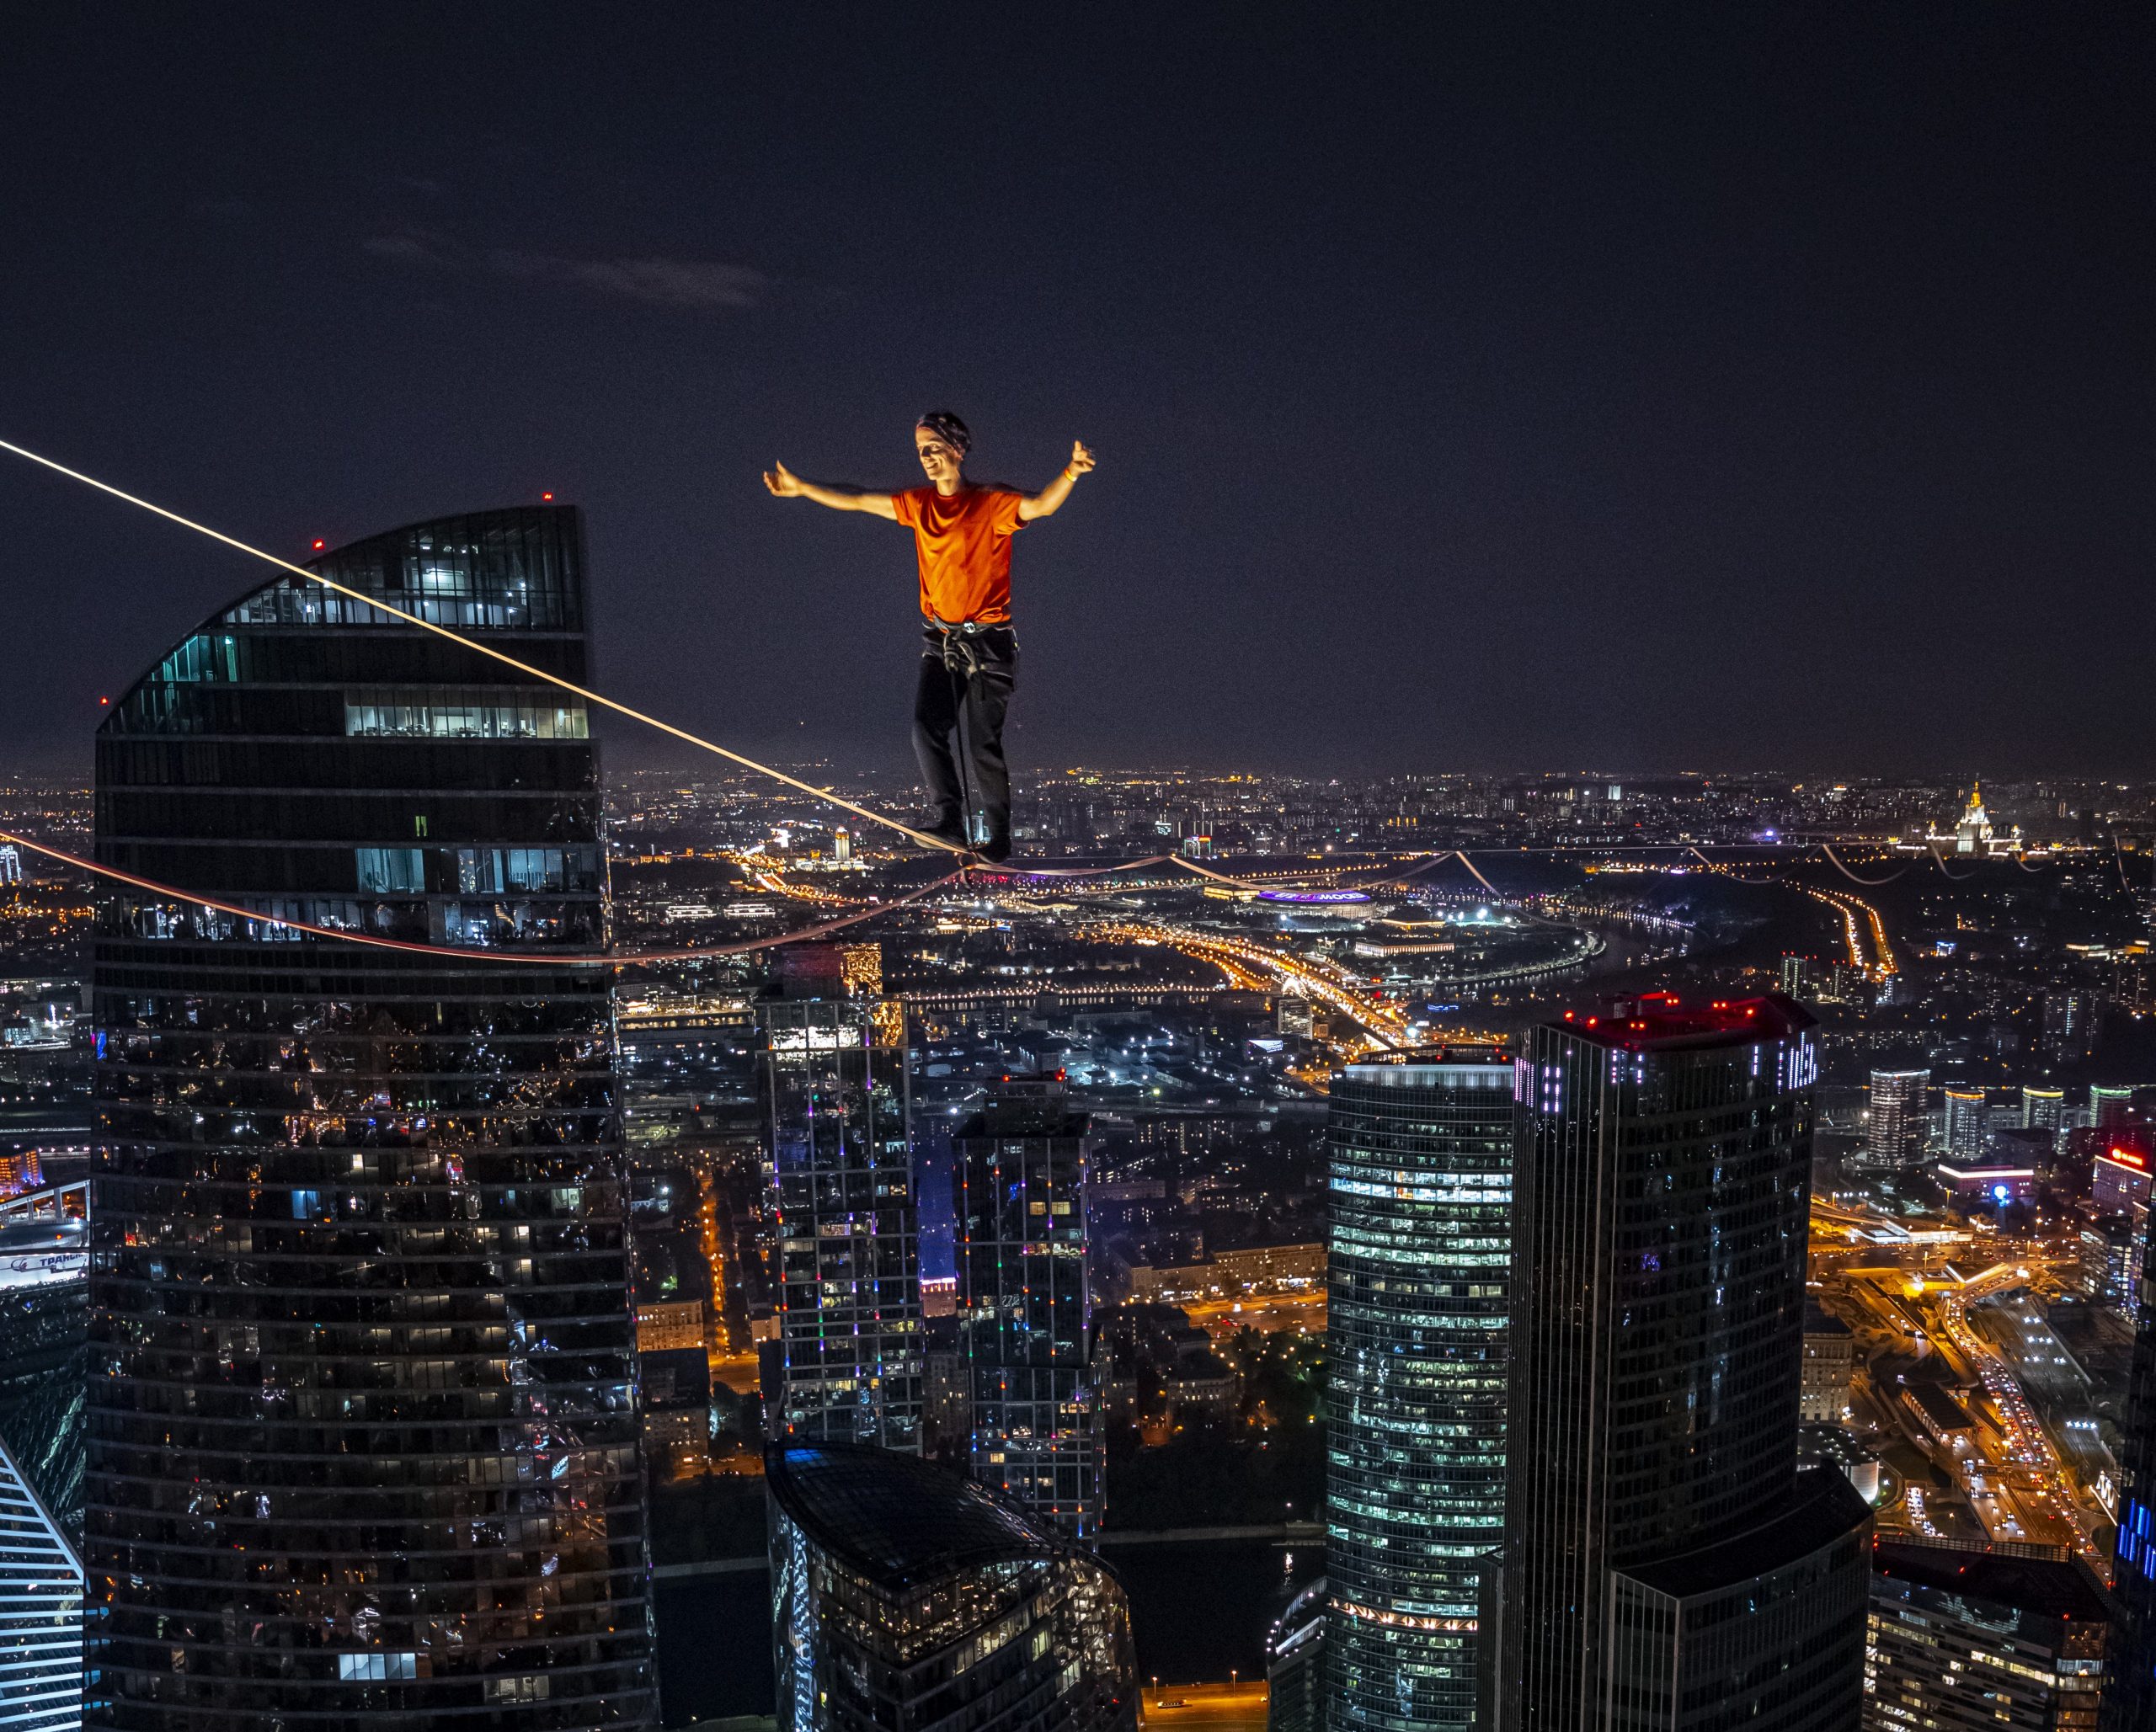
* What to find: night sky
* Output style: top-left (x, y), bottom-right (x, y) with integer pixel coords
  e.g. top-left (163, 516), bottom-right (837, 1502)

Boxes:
top-left (1, 8), bottom-right (2148, 780)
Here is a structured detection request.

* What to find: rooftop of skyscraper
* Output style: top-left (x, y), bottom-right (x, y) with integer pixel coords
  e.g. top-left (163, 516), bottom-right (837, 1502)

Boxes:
top-left (764, 1442), bottom-right (1073, 1592)
top-left (1553, 992), bottom-right (1814, 1052)
top-left (1871, 1539), bottom-right (2114, 1623)
top-left (1346, 1043), bottom-right (1510, 1069)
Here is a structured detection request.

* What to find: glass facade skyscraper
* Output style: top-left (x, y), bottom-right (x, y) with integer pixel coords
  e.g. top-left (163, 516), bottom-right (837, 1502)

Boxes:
top-left (759, 979), bottom-right (923, 1452)
top-left (0, 1215), bottom-right (87, 1732)
top-left (2102, 1223), bottom-right (2156, 1732)
top-left (1324, 1050), bottom-right (1513, 1732)
top-left (1497, 997), bottom-right (1870, 1731)
top-left (88, 508), bottom-right (654, 1728)
top-left (954, 1078), bottom-right (1101, 1538)
top-left (766, 1442), bottom-right (1137, 1732)
top-left (0, 1215), bottom-right (87, 1553)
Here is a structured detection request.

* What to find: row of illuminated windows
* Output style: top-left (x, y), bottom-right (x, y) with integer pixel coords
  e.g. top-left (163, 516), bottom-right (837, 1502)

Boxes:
top-left (110, 895), bottom-right (600, 952)
top-left (347, 690), bottom-right (588, 740)
top-left (356, 845), bottom-right (602, 894)
top-left (223, 580), bottom-right (572, 633)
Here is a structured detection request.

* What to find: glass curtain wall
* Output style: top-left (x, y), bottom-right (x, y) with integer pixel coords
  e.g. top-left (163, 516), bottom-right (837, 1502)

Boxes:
top-left (1324, 1051), bottom-right (1513, 1732)
top-left (87, 507), bottom-right (654, 1729)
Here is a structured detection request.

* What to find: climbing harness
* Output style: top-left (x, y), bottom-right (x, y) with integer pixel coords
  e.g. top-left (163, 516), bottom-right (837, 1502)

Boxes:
top-left (927, 616), bottom-right (1008, 854)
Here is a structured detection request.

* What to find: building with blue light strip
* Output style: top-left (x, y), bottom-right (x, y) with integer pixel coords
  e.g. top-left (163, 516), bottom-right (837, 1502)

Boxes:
top-left (2102, 1226), bottom-right (2156, 1731)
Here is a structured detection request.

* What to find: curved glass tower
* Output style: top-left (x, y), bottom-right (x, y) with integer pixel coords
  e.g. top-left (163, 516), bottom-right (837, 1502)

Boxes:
top-left (87, 508), bottom-right (654, 1728)
top-left (1324, 1050), bottom-right (1513, 1732)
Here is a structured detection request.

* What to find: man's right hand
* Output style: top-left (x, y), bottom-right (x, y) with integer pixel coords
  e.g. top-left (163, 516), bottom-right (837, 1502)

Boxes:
top-left (760, 465), bottom-right (899, 518)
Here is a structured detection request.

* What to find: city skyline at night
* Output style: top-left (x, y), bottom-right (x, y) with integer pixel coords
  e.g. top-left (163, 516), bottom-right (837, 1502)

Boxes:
top-left (0, 9), bottom-right (2150, 1729)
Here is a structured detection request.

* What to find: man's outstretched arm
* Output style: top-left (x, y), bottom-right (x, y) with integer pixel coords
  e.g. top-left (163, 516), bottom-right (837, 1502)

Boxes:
top-left (1017, 440), bottom-right (1097, 521)
top-left (762, 461), bottom-right (899, 520)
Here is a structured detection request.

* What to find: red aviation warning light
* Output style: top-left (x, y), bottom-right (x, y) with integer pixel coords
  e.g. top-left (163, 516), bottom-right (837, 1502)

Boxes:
top-left (311, 539), bottom-right (326, 552)
top-left (542, 492), bottom-right (554, 502)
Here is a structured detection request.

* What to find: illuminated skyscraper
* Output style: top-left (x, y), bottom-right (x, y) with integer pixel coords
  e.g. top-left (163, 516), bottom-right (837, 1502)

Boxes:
top-left (0, 1215), bottom-right (86, 1732)
top-left (1325, 1050), bottom-right (1513, 1732)
top-left (1865, 1068), bottom-right (1929, 1170)
top-left (1496, 997), bottom-right (1870, 1730)
top-left (2023, 1084), bottom-right (2068, 1135)
top-left (2092, 1084), bottom-right (2138, 1131)
top-left (759, 957), bottom-right (923, 1452)
top-left (1942, 1086), bottom-right (1988, 1164)
top-left (2103, 1225), bottom-right (2156, 1731)
top-left (766, 1442), bottom-right (1137, 1732)
top-left (0, 1216), bottom-right (86, 1553)
top-left (88, 507), bottom-right (654, 1726)
top-left (953, 1078), bottom-right (1101, 1537)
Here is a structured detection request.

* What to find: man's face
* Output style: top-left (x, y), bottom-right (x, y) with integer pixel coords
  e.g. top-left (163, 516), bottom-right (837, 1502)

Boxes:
top-left (915, 429), bottom-right (963, 486)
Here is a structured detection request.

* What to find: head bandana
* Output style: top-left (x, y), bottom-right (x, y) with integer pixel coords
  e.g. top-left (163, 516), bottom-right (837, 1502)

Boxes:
top-left (916, 411), bottom-right (972, 458)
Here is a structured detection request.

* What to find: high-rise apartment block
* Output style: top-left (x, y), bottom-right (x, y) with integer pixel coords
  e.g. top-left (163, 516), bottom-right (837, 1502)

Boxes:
top-left (88, 508), bottom-right (654, 1726)
top-left (1495, 996), bottom-right (1870, 1729)
top-left (1325, 1050), bottom-right (1513, 1732)
top-left (2091, 1084), bottom-right (2137, 1130)
top-left (1943, 1085), bottom-right (1988, 1164)
top-left (1867, 1069), bottom-right (1929, 1170)
top-left (759, 958), bottom-right (923, 1452)
top-left (953, 1078), bottom-right (1101, 1537)
top-left (2024, 1085), bottom-right (2068, 1135)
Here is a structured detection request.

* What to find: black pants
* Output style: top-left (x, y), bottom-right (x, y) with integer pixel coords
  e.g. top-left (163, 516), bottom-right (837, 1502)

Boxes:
top-left (912, 624), bottom-right (1017, 848)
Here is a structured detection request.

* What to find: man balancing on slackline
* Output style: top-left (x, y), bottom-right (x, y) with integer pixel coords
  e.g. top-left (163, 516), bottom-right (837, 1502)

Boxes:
top-left (763, 412), bottom-right (1095, 864)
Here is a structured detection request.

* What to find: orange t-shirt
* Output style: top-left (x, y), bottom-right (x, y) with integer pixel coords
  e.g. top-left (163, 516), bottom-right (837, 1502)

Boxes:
top-left (891, 485), bottom-right (1026, 624)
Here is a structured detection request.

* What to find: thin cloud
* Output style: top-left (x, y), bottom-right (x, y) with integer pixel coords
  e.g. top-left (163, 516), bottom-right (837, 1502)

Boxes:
top-left (484, 250), bottom-right (766, 309)
top-left (362, 233), bottom-right (448, 265)
top-left (362, 232), bottom-right (766, 311)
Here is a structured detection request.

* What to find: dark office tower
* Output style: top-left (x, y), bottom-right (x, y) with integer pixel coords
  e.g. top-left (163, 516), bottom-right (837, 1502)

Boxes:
top-left (758, 954), bottom-right (922, 1451)
top-left (1497, 996), bottom-right (1870, 1732)
top-left (1325, 1050), bottom-right (1513, 1732)
top-left (766, 1442), bottom-right (1137, 1732)
top-left (2103, 1220), bottom-right (2156, 1732)
top-left (1267, 1579), bottom-right (1331, 1732)
top-left (88, 509), bottom-right (654, 1729)
top-left (953, 1077), bottom-right (1101, 1537)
